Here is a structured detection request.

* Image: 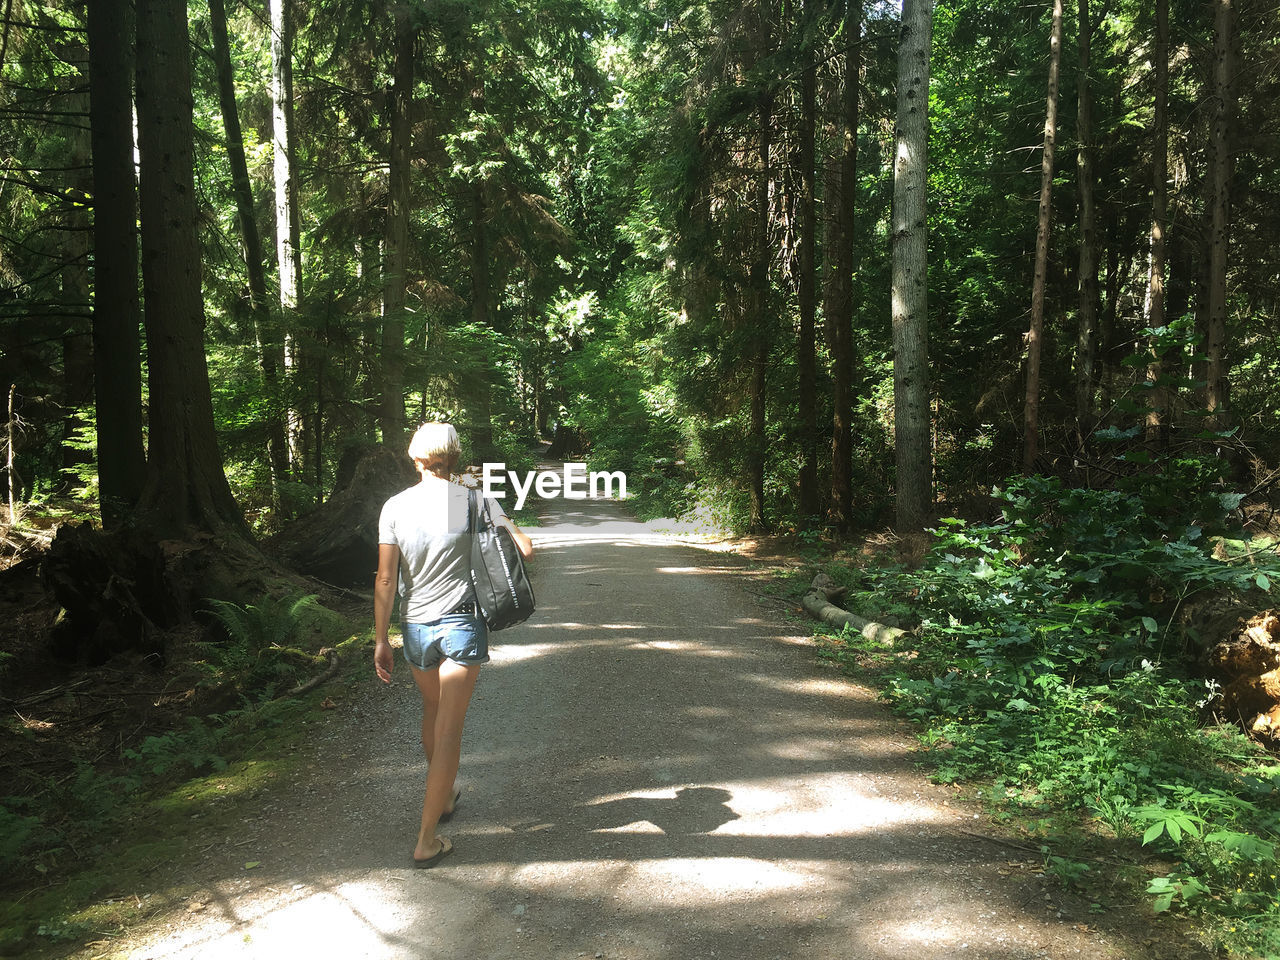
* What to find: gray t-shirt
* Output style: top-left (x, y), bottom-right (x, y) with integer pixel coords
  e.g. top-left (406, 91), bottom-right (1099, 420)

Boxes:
top-left (377, 477), bottom-right (506, 624)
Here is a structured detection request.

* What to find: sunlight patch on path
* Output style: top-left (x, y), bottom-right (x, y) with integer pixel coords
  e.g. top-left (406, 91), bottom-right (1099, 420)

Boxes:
top-left (130, 876), bottom-right (436, 960)
top-left (578, 774), bottom-right (944, 839)
top-left (475, 856), bottom-right (815, 904)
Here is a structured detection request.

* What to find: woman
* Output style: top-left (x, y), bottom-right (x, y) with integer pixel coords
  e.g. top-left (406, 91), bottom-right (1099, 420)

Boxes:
top-left (374, 423), bottom-right (533, 867)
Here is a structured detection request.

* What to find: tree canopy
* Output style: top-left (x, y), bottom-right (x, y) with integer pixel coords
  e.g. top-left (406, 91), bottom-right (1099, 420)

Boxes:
top-left (1, 0), bottom-right (1276, 535)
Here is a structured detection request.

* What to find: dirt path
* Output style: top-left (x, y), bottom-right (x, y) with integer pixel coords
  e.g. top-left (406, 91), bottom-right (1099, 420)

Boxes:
top-left (122, 492), bottom-right (1200, 960)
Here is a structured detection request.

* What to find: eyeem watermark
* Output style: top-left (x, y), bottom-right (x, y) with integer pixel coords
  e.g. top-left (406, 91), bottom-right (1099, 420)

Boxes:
top-left (482, 462), bottom-right (627, 510)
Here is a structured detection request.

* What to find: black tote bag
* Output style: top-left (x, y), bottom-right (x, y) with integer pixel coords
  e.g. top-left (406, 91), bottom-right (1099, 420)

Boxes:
top-left (467, 488), bottom-right (535, 631)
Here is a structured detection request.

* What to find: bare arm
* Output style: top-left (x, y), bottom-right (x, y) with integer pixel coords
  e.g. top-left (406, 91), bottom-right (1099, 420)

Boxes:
top-left (498, 514), bottom-right (533, 559)
top-left (373, 542), bottom-right (400, 683)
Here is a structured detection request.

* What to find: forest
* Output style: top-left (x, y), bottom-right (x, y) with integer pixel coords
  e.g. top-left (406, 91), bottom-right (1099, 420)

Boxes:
top-left (2, 0), bottom-right (1280, 955)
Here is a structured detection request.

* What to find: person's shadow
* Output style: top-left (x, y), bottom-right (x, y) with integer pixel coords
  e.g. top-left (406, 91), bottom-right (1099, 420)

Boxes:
top-left (577, 787), bottom-right (739, 836)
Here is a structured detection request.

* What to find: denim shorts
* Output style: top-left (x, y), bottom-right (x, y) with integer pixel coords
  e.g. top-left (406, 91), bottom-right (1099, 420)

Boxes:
top-left (401, 614), bottom-right (490, 670)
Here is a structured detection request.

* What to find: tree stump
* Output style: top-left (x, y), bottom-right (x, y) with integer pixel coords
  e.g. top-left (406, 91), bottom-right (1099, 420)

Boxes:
top-left (1210, 612), bottom-right (1280, 743)
top-left (41, 523), bottom-right (172, 666)
top-left (268, 444), bottom-right (417, 586)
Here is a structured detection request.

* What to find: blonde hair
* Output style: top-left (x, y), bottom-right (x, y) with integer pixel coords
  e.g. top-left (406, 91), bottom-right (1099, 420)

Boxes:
top-left (407, 423), bottom-right (460, 475)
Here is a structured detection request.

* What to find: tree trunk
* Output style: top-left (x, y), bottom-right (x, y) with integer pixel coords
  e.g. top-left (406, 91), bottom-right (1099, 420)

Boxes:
top-left (356, 233), bottom-right (381, 438)
top-left (747, 81), bottom-right (773, 533)
top-left (467, 72), bottom-right (495, 460)
top-left (1073, 0), bottom-right (1099, 436)
top-left (470, 180), bottom-right (496, 459)
top-left (61, 81), bottom-right (93, 486)
top-left (1204, 0), bottom-right (1234, 428)
top-left (7, 384), bottom-right (16, 517)
top-left (269, 445), bottom-right (417, 586)
top-left (270, 0), bottom-right (304, 473)
top-left (209, 0), bottom-right (291, 491)
top-left (890, 0), bottom-right (933, 532)
top-left (134, 0), bottom-right (245, 536)
top-left (87, 0), bottom-right (145, 523)
top-left (682, 130), bottom-right (719, 339)
top-left (1144, 0), bottom-right (1170, 445)
top-left (380, 7), bottom-right (413, 451)
top-left (824, 0), bottom-right (860, 533)
top-left (796, 0), bottom-right (818, 519)
top-left (1022, 0), bottom-right (1064, 473)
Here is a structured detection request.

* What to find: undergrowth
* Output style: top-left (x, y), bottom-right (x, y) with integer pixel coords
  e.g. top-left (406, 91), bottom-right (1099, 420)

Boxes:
top-left (821, 471), bottom-right (1280, 959)
top-left (0, 591), bottom-right (356, 955)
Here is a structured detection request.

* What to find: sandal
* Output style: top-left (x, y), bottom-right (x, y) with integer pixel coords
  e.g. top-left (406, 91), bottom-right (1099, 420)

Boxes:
top-left (412, 836), bottom-right (453, 869)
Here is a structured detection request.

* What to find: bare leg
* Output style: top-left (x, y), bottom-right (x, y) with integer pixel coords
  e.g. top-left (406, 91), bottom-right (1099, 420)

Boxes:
top-left (411, 658), bottom-right (481, 860)
top-left (414, 664), bottom-right (441, 763)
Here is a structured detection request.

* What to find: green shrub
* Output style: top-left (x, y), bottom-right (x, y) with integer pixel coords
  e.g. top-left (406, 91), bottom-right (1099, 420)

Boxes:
top-left (825, 469), bottom-right (1280, 956)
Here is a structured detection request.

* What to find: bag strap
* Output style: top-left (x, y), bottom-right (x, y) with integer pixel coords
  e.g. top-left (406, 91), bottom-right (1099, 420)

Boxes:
top-left (467, 486), bottom-right (499, 538)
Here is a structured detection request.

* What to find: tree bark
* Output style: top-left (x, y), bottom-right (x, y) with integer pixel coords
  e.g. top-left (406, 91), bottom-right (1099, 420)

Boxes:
top-left (269, 0), bottom-right (304, 472)
top-left (1144, 0), bottom-right (1170, 445)
top-left (890, 0), bottom-right (933, 532)
top-left (269, 445), bottom-right (415, 585)
top-left (7, 384), bottom-right (16, 518)
top-left (209, 0), bottom-right (291, 491)
top-left (379, 7), bottom-right (413, 451)
top-left (134, 0), bottom-right (245, 535)
top-left (796, 0), bottom-right (818, 519)
top-left (87, 0), bottom-right (145, 523)
top-left (824, 0), bottom-right (861, 533)
top-left (61, 80), bottom-right (93, 486)
top-left (1204, 0), bottom-right (1234, 429)
top-left (467, 71), bottom-right (496, 459)
top-left (747, 57), bottom-right (774, 533)
top-left (800, 588), bottom-right (905, 647)
top-left (1022, 0), bottom-right (1064, 473)
top-left (1073, 0), bottom-right (1099, 436)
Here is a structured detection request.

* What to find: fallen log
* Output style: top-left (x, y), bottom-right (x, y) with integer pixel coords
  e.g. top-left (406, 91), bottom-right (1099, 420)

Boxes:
top-left (799, 589), bottom-right (906, 648)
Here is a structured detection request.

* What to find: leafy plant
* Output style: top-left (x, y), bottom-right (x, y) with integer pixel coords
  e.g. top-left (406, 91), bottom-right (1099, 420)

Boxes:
top-left (821, 467), bottom-right (1280, 955)
top-left (199, 592), bottom-right (341, 700)
top-left (204, 592), bottom-right (327, 652)
top-left (123, 715), bottom-right (231, 777)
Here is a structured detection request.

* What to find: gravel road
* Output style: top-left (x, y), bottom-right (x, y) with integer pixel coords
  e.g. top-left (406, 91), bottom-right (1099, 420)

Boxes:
top-left (125, 491), bottom-right (1205, 960)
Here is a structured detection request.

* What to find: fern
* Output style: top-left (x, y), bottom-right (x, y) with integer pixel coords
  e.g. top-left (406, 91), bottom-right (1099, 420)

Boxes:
top-left (203, 592), bottom-right (323, 651)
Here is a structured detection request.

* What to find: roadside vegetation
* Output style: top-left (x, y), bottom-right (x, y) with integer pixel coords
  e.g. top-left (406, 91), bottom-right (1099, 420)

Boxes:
top-left (0, 589), bottom-right (361, 957)
top-left (802, 463), bottom-right (1280, 959)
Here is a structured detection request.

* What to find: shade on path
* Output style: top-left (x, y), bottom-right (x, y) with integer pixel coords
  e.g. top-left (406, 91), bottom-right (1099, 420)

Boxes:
top-left (128, 491), bottom-right (1192, 960)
